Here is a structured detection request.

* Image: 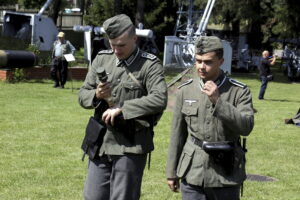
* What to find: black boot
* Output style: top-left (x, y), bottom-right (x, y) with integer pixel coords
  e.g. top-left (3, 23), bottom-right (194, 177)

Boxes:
top-left (53, 82), bottom-right (60, 88)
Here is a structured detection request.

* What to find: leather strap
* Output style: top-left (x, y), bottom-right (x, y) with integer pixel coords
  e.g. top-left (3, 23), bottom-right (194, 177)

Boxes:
top-left (190, 135), bottom-right (204, 147)
top-left (123, 66), bottom-right (147, 94)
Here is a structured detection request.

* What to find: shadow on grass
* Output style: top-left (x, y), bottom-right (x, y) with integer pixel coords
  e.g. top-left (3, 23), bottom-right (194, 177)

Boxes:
top-left (262, 98), bottom-right (300, 103)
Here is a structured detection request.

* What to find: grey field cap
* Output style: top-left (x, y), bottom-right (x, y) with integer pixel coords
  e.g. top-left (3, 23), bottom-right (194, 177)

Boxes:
top-left (194, 36), bottom-right (223, 54)
top-left (103, 14), bottom-right (133, 39)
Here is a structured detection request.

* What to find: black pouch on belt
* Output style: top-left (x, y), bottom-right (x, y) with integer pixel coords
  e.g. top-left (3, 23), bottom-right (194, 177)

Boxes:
top-left (81, 116), bottom-right (107, 161)
top-left (202, 141), bottom-right (235, 175)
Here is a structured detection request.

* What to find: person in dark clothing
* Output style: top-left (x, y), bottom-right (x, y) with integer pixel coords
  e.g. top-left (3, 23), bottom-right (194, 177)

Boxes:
top-left (91, 36), bottom-right (110, 63)
top-left (258, 50), bottom-right (276, 100)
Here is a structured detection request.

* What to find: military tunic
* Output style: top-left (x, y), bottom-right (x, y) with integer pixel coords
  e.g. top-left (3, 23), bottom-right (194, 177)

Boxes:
top-left (166, 71), bottom-right (254, 187)
top-left (78, 48), bottom-right (168, 156)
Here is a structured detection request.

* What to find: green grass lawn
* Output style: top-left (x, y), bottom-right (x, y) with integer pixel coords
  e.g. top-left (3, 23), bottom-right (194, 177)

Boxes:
top-left (0, 67), bottom-right (300, 200)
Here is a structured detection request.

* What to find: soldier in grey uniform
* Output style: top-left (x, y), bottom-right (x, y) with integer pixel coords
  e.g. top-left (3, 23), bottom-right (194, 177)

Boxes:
top-left (78, 14), bottom-right (167, 200)
top-left (166, 36), bottom-right (254, 200)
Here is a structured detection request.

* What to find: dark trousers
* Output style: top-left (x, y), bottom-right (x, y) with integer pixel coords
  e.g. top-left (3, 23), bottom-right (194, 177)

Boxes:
top-left (181, 180), bottom-right (240, 200)
top-left (83, 154), bottom-right (147, 200)
top-left (258, 76), bottom-right (268, 99)
top-left (50, 58), bottom-right (68, 86)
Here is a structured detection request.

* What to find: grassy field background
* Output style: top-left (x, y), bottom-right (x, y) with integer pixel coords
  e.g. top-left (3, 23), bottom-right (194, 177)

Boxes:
top-left (0, 66), bottom-right (299, 199)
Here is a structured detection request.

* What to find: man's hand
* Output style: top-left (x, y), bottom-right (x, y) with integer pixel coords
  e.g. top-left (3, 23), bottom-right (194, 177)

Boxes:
top-left (167, 179), bottom-right (180, 192)
top-left (96, 82), bottom-right (112, 100)
top-left (102, 105), bottom-right (122, 126)
top-left (201, 80), bottom-right (220, 104)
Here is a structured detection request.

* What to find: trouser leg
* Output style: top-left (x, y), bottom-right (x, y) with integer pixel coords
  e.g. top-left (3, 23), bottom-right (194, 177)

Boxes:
top-left (205, 185), bottom-right (240, 200)
top-left (258, 76), bottom-right (268, 99)
top-left (60, 60), bottom-right (68, 86)
top-left (110, 154), bottom-right (147, 200)
top-left (83, 157), bottom-right (111, 200)
top-left (181, 180), bottom-right (207, 200)
top-left (83, 154), bottom-right (147, 200)
top-left (181, 180), bottom-right (240, 200)
top-left (50, 59), bottom-right (59, 87)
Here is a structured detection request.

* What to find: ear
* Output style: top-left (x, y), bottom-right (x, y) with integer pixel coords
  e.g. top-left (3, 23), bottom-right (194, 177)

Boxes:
top-left (219, 58), bottom-right (224, 66)
top-left (133, 35), bottom-right (138, 42)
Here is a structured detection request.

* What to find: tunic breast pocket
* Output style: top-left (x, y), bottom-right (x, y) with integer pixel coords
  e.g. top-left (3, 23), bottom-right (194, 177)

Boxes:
top-left (121, 81), bottom-right (144, 100)
top-left (181, 106), bottom-right (199, 132)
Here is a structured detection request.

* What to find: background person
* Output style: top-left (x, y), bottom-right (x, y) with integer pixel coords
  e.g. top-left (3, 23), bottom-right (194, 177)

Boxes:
top-left (78, 14), bottom-right (167, 200)
top-left (258, 50), bottom-right (276, 99)
top-left (51, 31), bottom-right (75, 88)
top-left (166, 36), bottom-right (254, 200)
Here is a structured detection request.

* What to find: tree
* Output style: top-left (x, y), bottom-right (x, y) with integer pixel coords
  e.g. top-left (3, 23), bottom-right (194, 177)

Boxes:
top-left (48, 0), bottom-right (62, 25)
top-left (0, 0), bottom-right (18, 6)
top-left (135, 0), bottom-right (144, 26)
top-left (114, 0), bottom-right (122, 14)
top-left (272, 0), bottom-right (300, 40)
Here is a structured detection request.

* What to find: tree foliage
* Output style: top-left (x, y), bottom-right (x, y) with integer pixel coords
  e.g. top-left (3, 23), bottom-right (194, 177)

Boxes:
top-left (272, 0), bottom-right (300, 39)
top-left (10, 0), bottom-right (300, 51)
top-left (83, 0), bottom-right (178, 50)
top-left (0, 0), bottom-right (18, 6)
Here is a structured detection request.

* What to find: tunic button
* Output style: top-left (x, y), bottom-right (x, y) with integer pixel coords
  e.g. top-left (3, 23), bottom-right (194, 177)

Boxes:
top-left (205, 135), bottom-right (211, 139)
top-left (206, 120), bottom-right (210, 124)
top-left (130, 85), bottom-right (134, 89)
top-left (206, 104), bottom-right (210, 108)
top-left (112, 93), bottom-right (116, 97)
top-left (117, 79), bottom-right (121, 82)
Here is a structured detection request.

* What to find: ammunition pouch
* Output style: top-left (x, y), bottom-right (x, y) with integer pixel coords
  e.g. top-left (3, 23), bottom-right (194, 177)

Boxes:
top-left (81, 116), bottom-right (107, 161)
top-left (190, 135), bottom-right (236, 175)
top-left (202, 141), bottom-right (235, 175)
top-left (110, 114), bottom-right (158, 144)
top-left (109, 115), bottom-right (136, 144)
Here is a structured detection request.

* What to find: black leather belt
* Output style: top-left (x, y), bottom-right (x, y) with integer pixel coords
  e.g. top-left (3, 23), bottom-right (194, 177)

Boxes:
top-left (190, 135), bottom-right (204, 147)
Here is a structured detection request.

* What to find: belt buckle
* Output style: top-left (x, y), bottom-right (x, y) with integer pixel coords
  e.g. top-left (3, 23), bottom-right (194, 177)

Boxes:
top-left (191, 136), bottom-right (196, 144)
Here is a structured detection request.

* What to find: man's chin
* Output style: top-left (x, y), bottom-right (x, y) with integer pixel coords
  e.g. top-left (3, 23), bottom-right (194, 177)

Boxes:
top-left (199, 74), bottom-right (206, 80)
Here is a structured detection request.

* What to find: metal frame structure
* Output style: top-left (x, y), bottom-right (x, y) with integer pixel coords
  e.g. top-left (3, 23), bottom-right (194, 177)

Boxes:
top-left (163, 0), bottom-right (232, 74)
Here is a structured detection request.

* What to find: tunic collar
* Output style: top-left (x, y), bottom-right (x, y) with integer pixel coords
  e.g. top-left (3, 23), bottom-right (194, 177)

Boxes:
top-left (198, 70), bottom-right (226, 89)
top-left (116, 47), bottom-right (140, 67)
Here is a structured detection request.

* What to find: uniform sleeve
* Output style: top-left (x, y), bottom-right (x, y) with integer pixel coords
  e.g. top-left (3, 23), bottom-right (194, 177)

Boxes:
top-left (122, 60), bottom-right (168, 119)
top-left (166, 89), bottom-right (188, 179)
top-left (78, 58), bottom-right (99, 109)
top-left (212, 87), bottom-right (254, 136)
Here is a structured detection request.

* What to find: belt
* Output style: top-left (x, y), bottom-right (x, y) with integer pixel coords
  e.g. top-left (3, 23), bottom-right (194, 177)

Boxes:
top-left (190, 135), bottom-right (204, 147)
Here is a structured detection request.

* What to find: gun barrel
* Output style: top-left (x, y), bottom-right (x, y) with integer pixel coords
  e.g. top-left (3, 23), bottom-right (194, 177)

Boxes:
top-left (0, 50), bottom-right (37, 69)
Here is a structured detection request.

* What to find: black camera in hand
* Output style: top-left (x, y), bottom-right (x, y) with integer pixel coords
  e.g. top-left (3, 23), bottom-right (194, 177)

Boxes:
top-left (97, 70), bottom-right (108, 83)
top-left (97, 69), bottom-right (114, 107)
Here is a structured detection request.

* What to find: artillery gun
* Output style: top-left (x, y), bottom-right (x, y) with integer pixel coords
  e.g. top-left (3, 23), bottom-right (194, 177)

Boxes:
top-left (163, 0), bottom-right (232, 74)
top-left (2, 0), bottom-right (58, 51)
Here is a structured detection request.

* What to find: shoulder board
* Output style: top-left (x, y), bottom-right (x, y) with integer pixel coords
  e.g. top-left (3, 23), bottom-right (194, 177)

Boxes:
top-left (98, 49), bottom-right (113, 54)
top-left (177, 79), bottom-right (193, 89)
top-left (141, 52), bottom-right (157, 60)
top-left (229, 78), bottom-right (247, 88)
